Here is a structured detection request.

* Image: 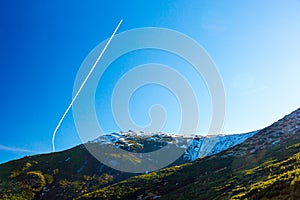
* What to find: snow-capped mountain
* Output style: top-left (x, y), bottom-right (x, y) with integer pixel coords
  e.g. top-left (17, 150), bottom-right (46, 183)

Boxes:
top-left (2, 108), bottom-right (299, 200)
top-left (79, 108), bottom-right (300, 200)
top-left (90, 130), bottom-right (257, 161)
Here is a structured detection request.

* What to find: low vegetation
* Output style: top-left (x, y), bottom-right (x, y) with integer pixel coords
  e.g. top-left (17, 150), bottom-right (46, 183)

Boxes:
top-left (78, 131), bottom-right (300, 200)
top-left (1, 122), bottom-right (300, 199)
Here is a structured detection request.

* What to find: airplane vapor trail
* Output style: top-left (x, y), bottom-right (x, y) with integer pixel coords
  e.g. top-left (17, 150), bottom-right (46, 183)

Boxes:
top-left (51, 19), bottom-right (123, 152)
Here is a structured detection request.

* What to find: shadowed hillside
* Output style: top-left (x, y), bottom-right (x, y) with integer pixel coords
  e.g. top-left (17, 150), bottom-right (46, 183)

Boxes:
top-left (1, 108), bottom-right (299, 199)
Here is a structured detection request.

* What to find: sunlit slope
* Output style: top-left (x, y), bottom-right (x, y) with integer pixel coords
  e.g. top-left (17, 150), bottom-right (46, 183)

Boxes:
top-left (79, 108), bottom-right (300, 200)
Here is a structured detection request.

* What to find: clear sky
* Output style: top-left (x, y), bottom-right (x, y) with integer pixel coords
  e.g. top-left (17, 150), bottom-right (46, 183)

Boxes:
top-left (1, 0), bottom-right (300, 163)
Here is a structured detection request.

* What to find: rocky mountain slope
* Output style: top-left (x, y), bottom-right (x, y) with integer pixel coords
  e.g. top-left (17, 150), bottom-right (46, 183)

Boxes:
top-left (0, 131), bottom-right (255, 199)
top-left (78, 108), bottom-right (300, 200)
top-left (90, 130), bottom-right (257, 162)
top-left (1, 107), bottom-right (299, 199)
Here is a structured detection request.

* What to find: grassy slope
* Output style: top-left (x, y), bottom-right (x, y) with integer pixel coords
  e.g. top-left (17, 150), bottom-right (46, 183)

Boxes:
top-left (0, 145), bottom-right (136, 199)
top-left (0, 136), bottom-right (186, 199)
top-left (1, 109), bottom-right (299, 200)
top-left (79, 130), bottom-right (300, 200)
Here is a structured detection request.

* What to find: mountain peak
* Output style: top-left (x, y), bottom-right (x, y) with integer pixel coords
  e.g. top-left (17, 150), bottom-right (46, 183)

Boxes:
top-left (1, 107), bottom-right (300, 199)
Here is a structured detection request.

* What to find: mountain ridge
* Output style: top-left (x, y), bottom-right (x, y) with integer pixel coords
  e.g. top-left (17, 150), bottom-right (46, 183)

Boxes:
top-left (0, 108), bottom-right (299, 199)
top-left (77, 108), bottom-right (300, 199)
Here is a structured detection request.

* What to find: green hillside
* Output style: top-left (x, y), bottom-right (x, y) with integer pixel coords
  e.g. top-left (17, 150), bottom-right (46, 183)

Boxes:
top-left (79, 129), bottom-right (300, 200)
top-left (0, 134), bottom-right (186, 199)
top-left (1, 108), bottom-right (299, 199)
top-left (0, 144), bottom-right (136, 199)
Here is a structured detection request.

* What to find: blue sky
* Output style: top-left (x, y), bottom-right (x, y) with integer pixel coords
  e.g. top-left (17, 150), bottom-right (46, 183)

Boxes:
top-left (1, 0), bottom-right (300, 163)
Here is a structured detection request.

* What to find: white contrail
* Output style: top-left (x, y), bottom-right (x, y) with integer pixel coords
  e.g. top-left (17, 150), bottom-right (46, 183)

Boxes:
top-left (51, 19), bottom-right (123, 152)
